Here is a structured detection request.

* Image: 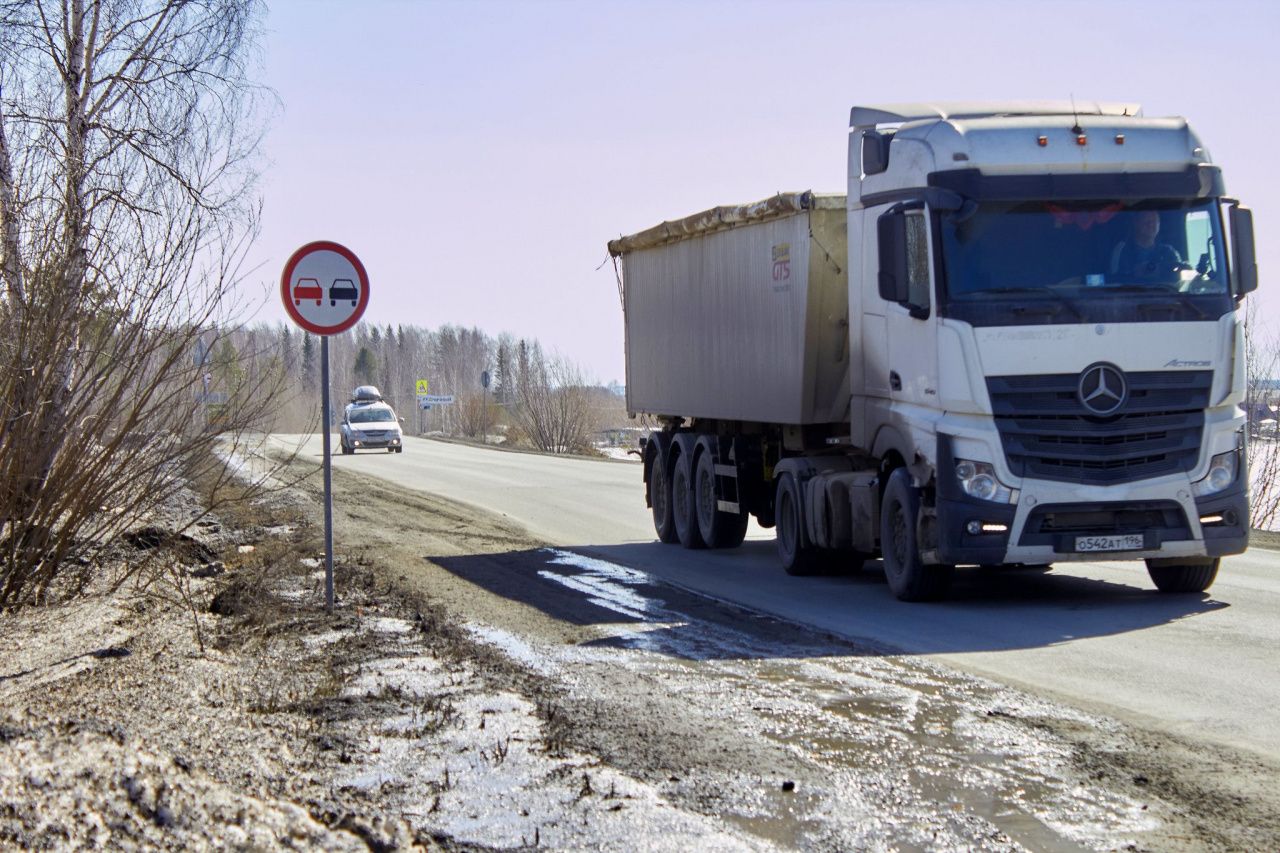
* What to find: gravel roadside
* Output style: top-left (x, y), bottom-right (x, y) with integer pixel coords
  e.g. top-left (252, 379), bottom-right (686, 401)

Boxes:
top-left (2, 447), bottom-right (1277, 851)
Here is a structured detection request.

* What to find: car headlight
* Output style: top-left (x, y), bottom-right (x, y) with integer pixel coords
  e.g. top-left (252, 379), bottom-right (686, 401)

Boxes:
top-left (1192, 449), bottom-right (1238, 497)
top-left (955, 459), bottom-right (1015, 503)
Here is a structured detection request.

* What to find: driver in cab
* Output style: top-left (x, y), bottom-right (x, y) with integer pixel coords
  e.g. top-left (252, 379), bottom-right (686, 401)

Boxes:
top-left (1109, 209), bottom-right (1183, 284)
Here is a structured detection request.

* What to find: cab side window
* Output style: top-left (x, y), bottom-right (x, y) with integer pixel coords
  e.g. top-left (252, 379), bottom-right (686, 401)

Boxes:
top-left (877, 205), bottom-right (931, 319)
top-left (904, 211), bottom-right (930, 311)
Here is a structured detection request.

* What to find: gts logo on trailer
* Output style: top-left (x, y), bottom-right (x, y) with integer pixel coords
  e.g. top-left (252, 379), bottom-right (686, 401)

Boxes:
top-left (1165, 358), bottom-right (1212, 368)
top-left (771, 243), bottom-right (792, 293)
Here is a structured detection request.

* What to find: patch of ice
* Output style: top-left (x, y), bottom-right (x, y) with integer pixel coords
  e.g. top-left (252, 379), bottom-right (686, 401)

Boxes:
top-left (537, 549), bottom-right (663, 621)
top-left (464, 624), bottom-right (555, 675)
top-left (335, 770), bottom-right (400, 791)
top-left (545, 550), bottom-right (650, 585)
top-left (213, 440), bottom-right (281, 490)
top-left (302, 629), bottom-right (354, 649)
top-left (343, 656), bottom-right (453, 700)
top-left (364, 617), bottom-right (413, 635)
top-left (535, 571), bottom-right (651, 620)
top-left (596, 446), bottom-right (640, 462)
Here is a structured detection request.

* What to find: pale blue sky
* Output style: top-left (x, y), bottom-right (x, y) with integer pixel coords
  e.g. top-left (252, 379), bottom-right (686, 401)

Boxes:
top-left (250, 0), bottom-right (1278, 385)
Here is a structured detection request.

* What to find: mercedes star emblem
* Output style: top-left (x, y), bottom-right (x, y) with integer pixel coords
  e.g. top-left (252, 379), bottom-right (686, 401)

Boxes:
top-left (1078, 363), bottom-right (1127, 416)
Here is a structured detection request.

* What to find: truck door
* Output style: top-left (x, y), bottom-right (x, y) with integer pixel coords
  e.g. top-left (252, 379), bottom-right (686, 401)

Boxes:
top-left (877, 205), bottom-right (938, 409)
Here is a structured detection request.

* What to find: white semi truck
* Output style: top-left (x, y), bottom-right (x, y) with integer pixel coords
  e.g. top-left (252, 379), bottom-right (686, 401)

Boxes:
top-left (608, 101), bottom-right (1258, 601)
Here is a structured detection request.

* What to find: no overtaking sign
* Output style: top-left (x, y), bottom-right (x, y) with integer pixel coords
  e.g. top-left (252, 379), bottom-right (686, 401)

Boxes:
top-left (281, 241), bottom-right (370, 335)
top-left (280, 239), bottom-right (371, 612)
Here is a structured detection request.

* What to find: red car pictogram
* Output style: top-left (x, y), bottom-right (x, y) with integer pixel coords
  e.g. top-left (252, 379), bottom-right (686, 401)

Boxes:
top-left (293, 277), bottom-right (323, 306)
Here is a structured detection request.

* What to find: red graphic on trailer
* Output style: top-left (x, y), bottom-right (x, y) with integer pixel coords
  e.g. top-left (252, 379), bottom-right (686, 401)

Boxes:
top-left (293, 277), bottom-right (323, 306)
top-left (280, 241), bottom-right (370, 336)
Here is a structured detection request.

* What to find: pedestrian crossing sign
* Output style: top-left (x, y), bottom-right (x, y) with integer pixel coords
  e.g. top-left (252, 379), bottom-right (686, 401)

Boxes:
top-left (415, 379), bottom-right (429, 395)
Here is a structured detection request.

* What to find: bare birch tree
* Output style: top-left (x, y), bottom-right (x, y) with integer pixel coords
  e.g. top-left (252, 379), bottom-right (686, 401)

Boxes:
top-left (0, 0), bottom-right (274, 607)
top-left (512, 344), bottom-right (597, 454)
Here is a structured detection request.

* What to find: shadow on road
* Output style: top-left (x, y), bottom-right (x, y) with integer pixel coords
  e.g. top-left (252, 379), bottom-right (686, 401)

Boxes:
top-left (429, 541), bottom-right (1227, 660)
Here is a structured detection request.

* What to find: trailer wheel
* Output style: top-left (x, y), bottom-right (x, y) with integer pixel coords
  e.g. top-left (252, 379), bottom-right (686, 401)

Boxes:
top-left (1145, 557), bottom-right (1219, 593)
top-left (671, 451), bottom-right (706, 549)
top-left (649, 452), bottom-right (678, 544)
top-left (695, 451), bottom-right (748, 548)
top-left (775, 473), bottom-right (821, 575)
top-left (880, 469), bottom-right (953, 601)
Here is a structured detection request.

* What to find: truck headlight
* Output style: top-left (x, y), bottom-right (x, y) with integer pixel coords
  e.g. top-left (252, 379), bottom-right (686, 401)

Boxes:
top-left (955, 459), bottom-right (1015, 503)
top-left (1192, 449), bottom-right (1238, 497)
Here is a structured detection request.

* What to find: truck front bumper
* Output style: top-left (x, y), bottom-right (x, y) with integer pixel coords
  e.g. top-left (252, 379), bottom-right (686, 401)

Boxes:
top-left (934, 434), bottom-right (1248, 566)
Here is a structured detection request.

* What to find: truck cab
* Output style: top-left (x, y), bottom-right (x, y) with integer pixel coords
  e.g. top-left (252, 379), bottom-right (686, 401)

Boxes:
top-left (847, 102), bottom-right (1257, 596)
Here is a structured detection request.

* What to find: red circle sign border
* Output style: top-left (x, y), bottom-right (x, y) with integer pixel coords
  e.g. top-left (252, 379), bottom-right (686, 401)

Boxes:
top-left (280, 240), bottom-right (370, 335)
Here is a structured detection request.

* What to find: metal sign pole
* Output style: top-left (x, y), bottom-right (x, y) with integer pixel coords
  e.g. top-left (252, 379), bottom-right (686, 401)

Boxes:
top-left (320, 336), bottom-right (334, 611)
top-left (280, 240), bottom-right (368, 615)
top-left (482, 385), bottom-right (488, 445)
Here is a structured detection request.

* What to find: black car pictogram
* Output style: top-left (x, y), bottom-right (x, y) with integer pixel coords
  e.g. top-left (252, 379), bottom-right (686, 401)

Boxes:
top-left (329, 278), bottom-right (358, 307)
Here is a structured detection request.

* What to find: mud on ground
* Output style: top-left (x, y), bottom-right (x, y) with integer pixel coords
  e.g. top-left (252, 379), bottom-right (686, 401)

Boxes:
top-left (2, 449), bottom-right (1278, 851)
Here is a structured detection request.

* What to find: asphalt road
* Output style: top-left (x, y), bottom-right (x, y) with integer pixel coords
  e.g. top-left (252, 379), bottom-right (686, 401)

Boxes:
top-left (274, 434), bottom-right (1280, 764)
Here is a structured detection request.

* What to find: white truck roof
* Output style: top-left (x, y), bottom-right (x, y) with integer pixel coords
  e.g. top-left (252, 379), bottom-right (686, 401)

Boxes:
top-left (850, 101), bottom-right (1142, 129)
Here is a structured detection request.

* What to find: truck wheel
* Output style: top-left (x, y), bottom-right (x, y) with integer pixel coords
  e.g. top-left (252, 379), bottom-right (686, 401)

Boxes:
top-left (671, 451), bottom-right (706, 549)
top-left (649, 454), bottom-right (678, 544)
top-left (776, 473), bottom-right (821, 575)
top-left (695, 451), bottom-right (748, 548)
top-left (880, 469), bottom-right (954, 601)
top-left (1145, 557), bottom-right (1219, 593)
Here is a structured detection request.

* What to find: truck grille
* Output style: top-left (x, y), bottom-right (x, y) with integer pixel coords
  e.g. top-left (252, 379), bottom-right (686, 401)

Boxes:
top-left (986, 371), bottom-right (1210, 485)
top-left (1017, 501), bottom-right (1190, 546)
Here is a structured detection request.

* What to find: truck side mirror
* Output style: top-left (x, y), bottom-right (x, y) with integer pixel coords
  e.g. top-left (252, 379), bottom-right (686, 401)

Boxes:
top-left (877, 211), bottom-right (910, 303)
top-left (1229, 204), bottom-right (1258, 295)
top-left (862, 131), bottom-right (891, 176)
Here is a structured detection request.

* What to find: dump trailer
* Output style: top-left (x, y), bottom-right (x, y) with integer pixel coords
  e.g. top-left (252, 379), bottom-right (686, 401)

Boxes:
top-left (609, 101), bottom-right (1259, 601)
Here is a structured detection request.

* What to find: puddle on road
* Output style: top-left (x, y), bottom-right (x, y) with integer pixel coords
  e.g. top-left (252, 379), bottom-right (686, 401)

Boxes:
top-left (467, 548), bottom-right (1161, 851)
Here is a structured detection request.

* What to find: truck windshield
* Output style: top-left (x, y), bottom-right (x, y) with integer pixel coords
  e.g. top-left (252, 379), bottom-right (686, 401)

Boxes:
top-left (938, 199), bottom-right (1232, 326)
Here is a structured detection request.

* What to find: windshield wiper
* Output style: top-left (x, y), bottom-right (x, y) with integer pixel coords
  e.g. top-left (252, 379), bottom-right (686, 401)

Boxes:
top-left (975, 287), bottom-right (1085, 321)
top-left (1100, 284), bottom-right (1210, 320)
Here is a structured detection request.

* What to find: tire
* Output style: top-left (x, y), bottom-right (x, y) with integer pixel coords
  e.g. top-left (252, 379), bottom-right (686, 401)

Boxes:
top-left (671, 450), bottom-right (706, 549)
top-left (340, 440), bottom-right (353, 455)
top-left (695, 450), bottom-right (748, 548)
top-left (1146, 557), bottom-right (1219, 593)
top-left (649, 451), bottom-right (678, 544)
top-left (395, 446), bottom-right (403, 453)
top-left (775, 473), bottom-right (821, 575)
top-left (880, 469), bottom-right (954, 601)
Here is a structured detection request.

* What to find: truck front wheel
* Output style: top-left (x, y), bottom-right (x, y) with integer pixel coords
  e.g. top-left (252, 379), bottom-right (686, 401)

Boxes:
top-left (776, 473), bottom-right (821, 575)
top-left (1145, 557), bottom-right (1219, 593)
top-left (695, 451), bottom-right (748, 548)
top-left (880, 469), bottom-right (954, 601)
top-left (671, 451), bottom-right (706, 549)
top-left (649, 454), bottom-right (678, 544)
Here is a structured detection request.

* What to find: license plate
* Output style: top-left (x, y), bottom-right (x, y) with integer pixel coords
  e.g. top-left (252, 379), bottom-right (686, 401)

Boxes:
top-left (1074, 534), bottom-right (1144, 553)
